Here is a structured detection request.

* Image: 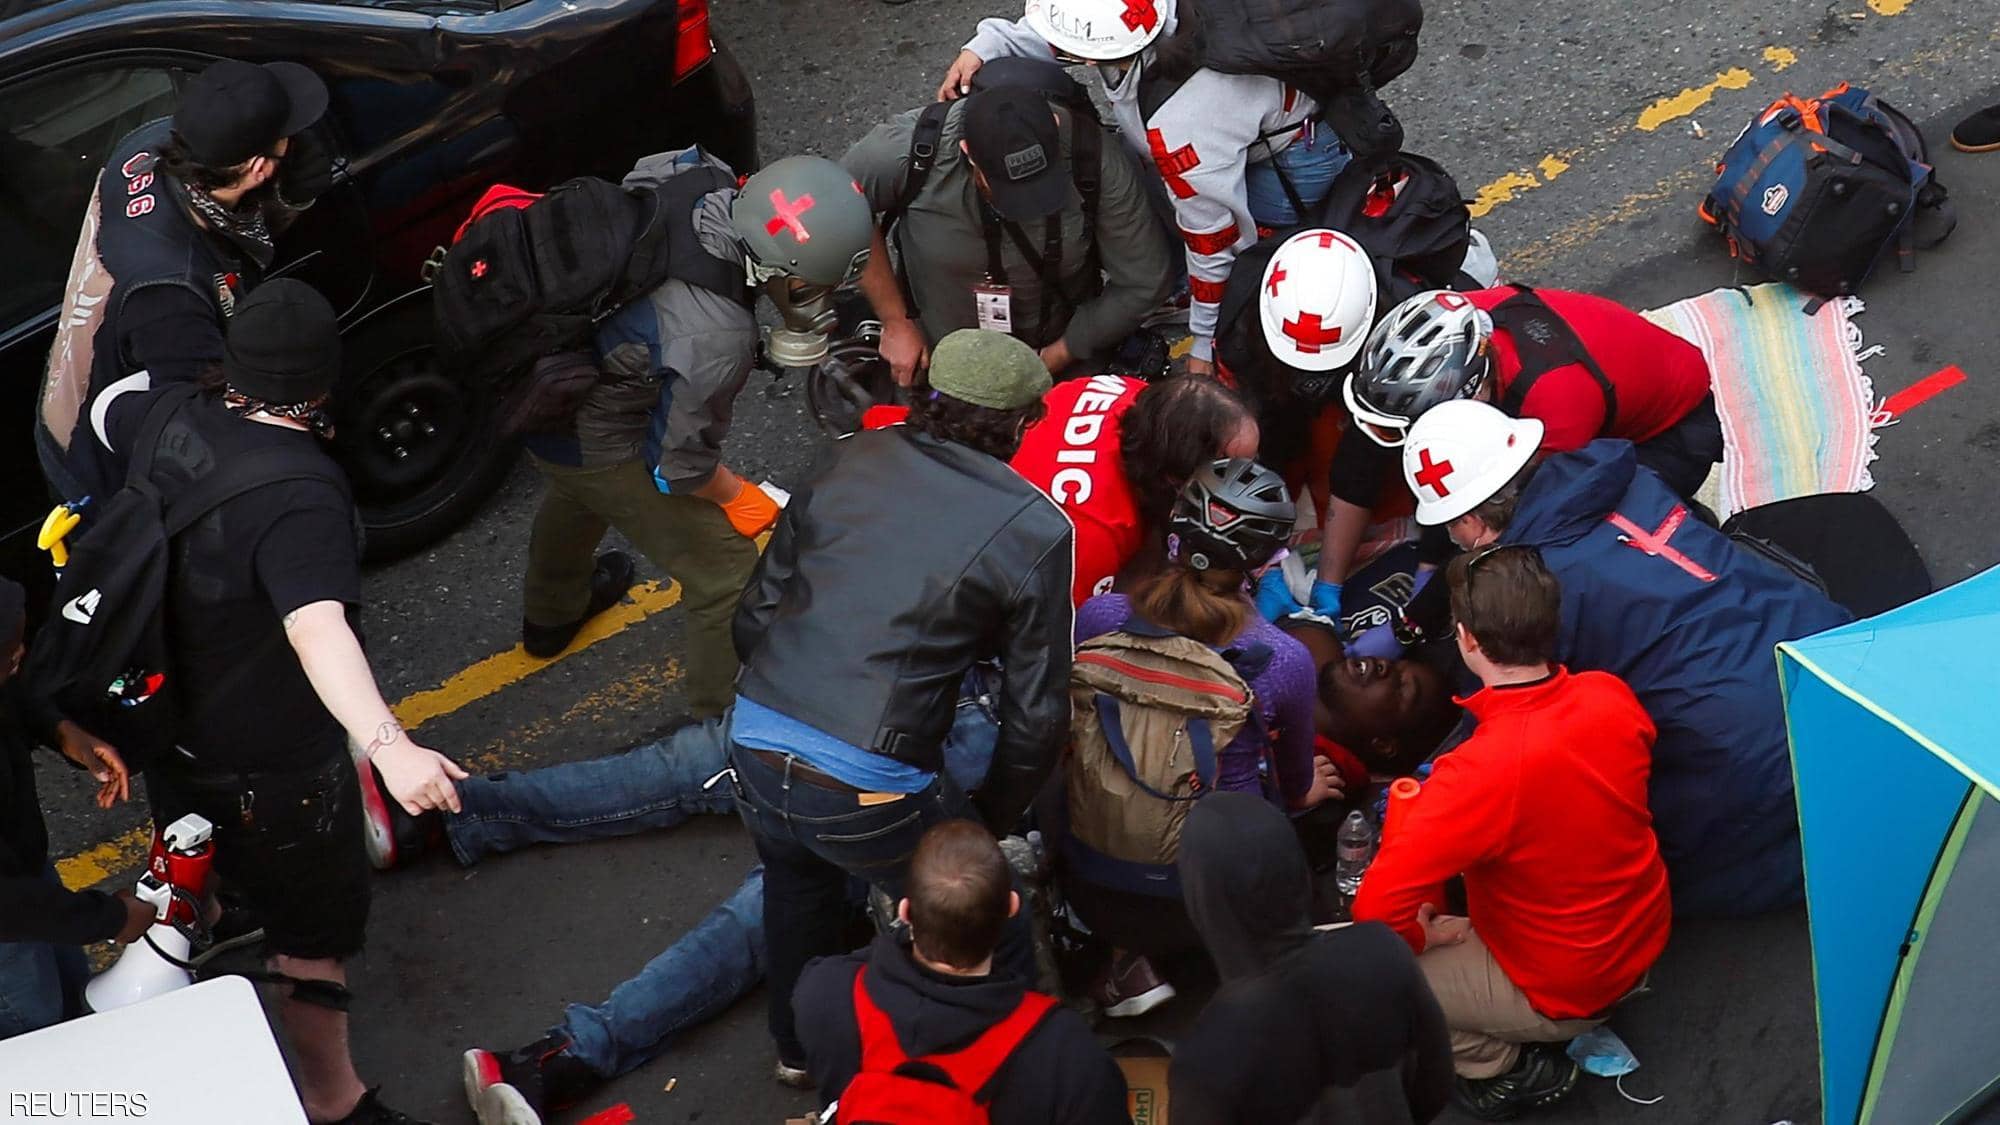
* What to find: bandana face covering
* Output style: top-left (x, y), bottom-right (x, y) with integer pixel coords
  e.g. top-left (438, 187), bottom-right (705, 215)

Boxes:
top-left (224, 389), bottom-right (335, 440)
top-left (185, 185), bottom-right (277, 268)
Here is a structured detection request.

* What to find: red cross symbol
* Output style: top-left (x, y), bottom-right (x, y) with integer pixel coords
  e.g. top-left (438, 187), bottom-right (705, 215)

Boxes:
top-left (1413, 447), bottom-right (1454, 497)
top-left (470, 259), bottom-right (488, 279)
top-left (1146, 129), bottom-right (1199, 200)
top-left (1120, 0), bottom-right (1158, 31)
top-left (1280, 312), bottom-right (1344, 354)
top-left (764, 189), bottom-right (816, 242)
top-left (1265, 264), bottom-right (1287, 298)
top-left (1606, 506), bottom-right (1716, 583)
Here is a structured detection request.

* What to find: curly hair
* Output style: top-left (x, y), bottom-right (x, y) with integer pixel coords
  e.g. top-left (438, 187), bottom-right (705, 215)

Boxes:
top-left (907, 386), bottom-right (1048, 461)
top-left (1119, 375), bottom-right (1254, 526)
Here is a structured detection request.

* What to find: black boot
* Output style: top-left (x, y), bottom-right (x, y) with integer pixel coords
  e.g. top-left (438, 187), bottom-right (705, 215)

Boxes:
top-left (1453, 1042), bottom-right (1582, 1121)
top-left (522, 551), bottom-right (637, 658)
top-left (328, 1088), bottom-right (432, 1125)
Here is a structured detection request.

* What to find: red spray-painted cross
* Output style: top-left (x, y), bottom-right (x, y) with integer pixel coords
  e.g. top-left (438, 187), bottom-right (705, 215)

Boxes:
top-left (1121, 0), bottom-right (1158, 32)
top-left (764, 189), bottom-right (816, 241)
top-left (1280, 312), bottom-right (1343, 354)
top-left (1413, 448), bottom-right (1454, 497)
top-left (1265, 264), bottom-right (1287, 298)
top-left (1146, 129), bottom-right (1199, 199)
top-left (1606, 506), bottom-right (1715, 582)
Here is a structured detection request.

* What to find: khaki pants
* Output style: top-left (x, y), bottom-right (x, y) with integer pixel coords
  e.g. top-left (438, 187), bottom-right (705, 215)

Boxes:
top-left (1417, 928), bottom-right (1604, 1079)
top-left (522, 455), bottom-right (758, 717)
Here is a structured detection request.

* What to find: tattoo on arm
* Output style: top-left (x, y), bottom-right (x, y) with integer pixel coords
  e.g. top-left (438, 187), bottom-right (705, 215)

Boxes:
top-left (365, 720), bottom-right (403, 756)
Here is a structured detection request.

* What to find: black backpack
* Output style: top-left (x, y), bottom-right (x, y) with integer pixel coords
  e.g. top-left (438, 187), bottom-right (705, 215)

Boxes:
top-left (1314, 150), bottom-right (1475, 308)
top-left (1149, 0), bottom-right (1423, 157)
top-left (884, 59), bottom-right (1105, 322)
top-left (429, 162), bottom-right (748, 389)
top-left (27, 386), bottom-right (345, 768)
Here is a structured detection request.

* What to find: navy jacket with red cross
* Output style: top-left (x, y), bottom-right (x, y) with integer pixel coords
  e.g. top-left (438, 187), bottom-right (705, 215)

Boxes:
top-left (39, 119), bottom-right (271, 503)
top-left (1495, 441), bottom-right (1849, 918)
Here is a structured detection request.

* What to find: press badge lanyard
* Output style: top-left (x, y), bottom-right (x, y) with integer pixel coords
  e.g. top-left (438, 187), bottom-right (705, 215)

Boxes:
top-left (976, 202), bottom-right (1062, 338)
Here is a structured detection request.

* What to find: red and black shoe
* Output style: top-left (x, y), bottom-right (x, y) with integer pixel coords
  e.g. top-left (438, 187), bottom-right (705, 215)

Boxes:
top-left (357, 760), bottom-right (441, 872)
top-left (461, 1034), bottom-right (600, 1125)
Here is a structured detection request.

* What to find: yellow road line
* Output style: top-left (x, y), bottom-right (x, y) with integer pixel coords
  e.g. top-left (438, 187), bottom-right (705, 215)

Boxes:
top-left (55, 580), bottom-right (684, 889)
top-left (1636, 68), bottom-right (1755, 132)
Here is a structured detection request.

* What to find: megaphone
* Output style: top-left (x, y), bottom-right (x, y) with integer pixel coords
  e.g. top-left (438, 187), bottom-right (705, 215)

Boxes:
top-left (86, 813), bottom-right (215, 1013)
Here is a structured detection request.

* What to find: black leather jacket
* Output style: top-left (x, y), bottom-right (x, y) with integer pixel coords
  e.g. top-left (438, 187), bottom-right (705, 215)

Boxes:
top-left (734, 427), bottom-right (1074, 832)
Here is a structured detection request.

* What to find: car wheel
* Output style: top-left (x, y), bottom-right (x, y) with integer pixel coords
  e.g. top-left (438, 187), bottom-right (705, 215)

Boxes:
top-left (332, 303), bottom-right (517, 562)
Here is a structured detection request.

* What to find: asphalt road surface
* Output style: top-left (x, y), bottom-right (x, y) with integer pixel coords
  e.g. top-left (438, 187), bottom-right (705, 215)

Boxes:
top-left (29, 0), bottom-right (2000, 1121)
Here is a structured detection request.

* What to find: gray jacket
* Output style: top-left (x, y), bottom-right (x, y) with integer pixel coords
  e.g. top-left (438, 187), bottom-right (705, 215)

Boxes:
top-left (843, 101), bottom-right (1170, 359)
top-left (529, 149), bottom-right (758, 486)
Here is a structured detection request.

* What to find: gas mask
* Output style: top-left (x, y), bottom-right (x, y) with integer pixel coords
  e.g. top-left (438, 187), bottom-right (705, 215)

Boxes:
top-left (749, 245), bottom-right (870, 369)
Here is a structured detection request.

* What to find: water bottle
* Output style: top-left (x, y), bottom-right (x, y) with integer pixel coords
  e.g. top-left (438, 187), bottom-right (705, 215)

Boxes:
top-left (1334, 810), bottom-right (1376, 897)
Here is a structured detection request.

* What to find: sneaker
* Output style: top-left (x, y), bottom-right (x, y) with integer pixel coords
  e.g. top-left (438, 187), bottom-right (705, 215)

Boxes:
top-left (188, 892), bottom-right (265, 968)
top-left (1452, 1042), bottom-right (1582, 1121)
top-left (462, 1035), bottom-right (600, 1125)
top-left (1090, 950), bottom-right (1176, 1018)
top-left (1951, 104), bottom-right (2000, 153)
top-left (357, 759), bottom-right (440, 871)
top-left (522, 550), bottom-right (638, 659)
top-left (328, 1088), bottom-right (431, 1125)
top-left (773, 1057), bottom-right (813, 1089)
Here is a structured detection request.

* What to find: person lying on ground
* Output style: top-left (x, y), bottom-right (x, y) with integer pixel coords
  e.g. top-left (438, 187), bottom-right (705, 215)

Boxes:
top-left (1174, 790), bottom-right (1452, 1125)
top-left (1398, 399), bottom-right (1848, 917)
top-left (1352, 545), bottom-right (1671, 1121)
top-left (793, 820), bottom-right (1131, 1125)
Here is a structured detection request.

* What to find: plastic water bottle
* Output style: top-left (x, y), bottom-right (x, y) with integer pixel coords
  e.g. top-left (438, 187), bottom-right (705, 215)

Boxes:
top-left (1334, 810), bottom-right (1377, 897)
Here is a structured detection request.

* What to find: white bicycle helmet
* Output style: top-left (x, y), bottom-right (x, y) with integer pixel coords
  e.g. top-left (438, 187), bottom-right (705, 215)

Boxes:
top-left (1258, 228), bottom-right (1378, 374)
top-left (1343, 290), bottom-right (1493, 447)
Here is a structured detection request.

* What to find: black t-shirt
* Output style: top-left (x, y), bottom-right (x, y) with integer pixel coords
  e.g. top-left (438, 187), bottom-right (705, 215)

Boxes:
top-left (107, 391), bottom-right (359, 770)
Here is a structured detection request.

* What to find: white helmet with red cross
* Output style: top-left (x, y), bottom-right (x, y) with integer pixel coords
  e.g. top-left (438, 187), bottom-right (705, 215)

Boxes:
top-left (1402, 399), bottom-right (1544, 526)
top-left (1024, 0), bottom-right (1169, 60)
top-left (1257, 228), bottom-right (1379, 373)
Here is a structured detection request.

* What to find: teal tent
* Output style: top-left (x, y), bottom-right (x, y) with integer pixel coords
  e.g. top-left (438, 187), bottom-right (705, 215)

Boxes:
top-left (1780, 565), bottom-right (2000, 1125)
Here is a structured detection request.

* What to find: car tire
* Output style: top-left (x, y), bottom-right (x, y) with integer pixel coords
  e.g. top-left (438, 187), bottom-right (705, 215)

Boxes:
top-left (331, 301), bottom-right (518, 562)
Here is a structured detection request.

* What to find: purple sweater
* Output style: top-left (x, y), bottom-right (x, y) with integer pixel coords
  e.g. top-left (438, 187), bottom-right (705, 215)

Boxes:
top-left (1076, 594), bottom-right (1318, 807)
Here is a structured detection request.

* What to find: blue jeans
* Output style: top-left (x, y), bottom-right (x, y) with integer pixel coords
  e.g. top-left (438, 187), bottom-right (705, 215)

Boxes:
top-left (442, 692), bottom-right (998, 865)
top-left (442, 718), bottom-right (737, 865)
top-left (554, 867), bottom-right (766, 1078)
top-left (0, 870), bottom-right (90, 1041)
top-left (1244, 124), bottom-right (1351, 229)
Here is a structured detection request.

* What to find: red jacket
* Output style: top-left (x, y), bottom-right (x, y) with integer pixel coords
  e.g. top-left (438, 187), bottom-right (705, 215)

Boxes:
top-left (1466, 287), bottom-right (1711, 451)
top-left (1352, 667), bottom-right (1671, 1020)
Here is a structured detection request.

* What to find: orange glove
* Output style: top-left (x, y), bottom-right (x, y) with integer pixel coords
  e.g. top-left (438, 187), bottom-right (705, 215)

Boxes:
top-left (720, 481), bottom-right (781, 539)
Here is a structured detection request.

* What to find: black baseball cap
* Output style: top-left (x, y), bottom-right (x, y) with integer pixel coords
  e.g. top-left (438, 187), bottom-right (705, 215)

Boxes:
top-left (963, 88), bottom-right (1067, 221)
top-left (224, 280), bottom-right (341, 405)
top-left (173, 59), bottom-right (329, 167)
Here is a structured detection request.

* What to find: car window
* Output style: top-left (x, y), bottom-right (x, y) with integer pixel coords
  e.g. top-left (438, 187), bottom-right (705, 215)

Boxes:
top-left (0, 65), bottom-right (181, 329)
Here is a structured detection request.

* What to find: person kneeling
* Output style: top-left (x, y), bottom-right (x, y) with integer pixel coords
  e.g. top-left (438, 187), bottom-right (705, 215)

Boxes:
top-left (1352, 547), bottom-right (1670, 1121)
top-left (793, 820), bottom-right (1129, 1124)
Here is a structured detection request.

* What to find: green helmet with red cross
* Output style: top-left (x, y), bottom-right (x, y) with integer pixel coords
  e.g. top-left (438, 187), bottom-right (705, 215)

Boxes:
top-left (730, 156), bottom-right (873, 288)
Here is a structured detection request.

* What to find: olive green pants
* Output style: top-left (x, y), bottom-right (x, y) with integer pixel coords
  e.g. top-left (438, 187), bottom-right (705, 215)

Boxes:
top-left (522, 455), bottom-right (758, 717)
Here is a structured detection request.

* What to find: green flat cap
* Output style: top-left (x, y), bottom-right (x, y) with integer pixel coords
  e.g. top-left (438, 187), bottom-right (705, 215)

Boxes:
top-left (927, 329), bottom-right (1052, 410)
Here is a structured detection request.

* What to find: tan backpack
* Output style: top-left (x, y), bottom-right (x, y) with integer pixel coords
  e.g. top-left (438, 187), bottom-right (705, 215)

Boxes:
top-left (1064, 616), bottom-right (1270, 898)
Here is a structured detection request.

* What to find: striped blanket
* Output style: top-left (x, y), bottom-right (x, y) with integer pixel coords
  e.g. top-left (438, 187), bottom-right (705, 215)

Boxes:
top-left (1642, 282), bottom-right (1879, 519)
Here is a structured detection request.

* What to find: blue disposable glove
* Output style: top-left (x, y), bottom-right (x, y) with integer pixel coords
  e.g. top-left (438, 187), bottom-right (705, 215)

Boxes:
top-left (1308, 579), bottom-right (1344, 617)
top-left (1345, 621), bottom-right (1403, 660)
top-left (1255, 568), bottom-right (1304, 621)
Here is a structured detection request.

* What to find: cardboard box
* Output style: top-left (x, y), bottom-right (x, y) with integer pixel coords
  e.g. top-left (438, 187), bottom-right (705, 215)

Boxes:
top-left (1118, 1053), bottom-right (1172, 1125)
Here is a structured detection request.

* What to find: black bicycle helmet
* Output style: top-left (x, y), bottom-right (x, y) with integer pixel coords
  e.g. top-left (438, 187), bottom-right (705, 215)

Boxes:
top-left (1168, 458), bottom-right (1296, 573)
top-left (1343, 290), bottom-right (1494, 447)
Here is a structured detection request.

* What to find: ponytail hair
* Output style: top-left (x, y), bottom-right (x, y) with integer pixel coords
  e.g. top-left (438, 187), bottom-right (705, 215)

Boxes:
top-left (1130, 565), bottom-right (1252, 647)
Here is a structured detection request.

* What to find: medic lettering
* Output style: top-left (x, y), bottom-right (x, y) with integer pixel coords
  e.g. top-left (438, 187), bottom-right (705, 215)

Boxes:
top-left (1048, 374), bottom-right (1130, 505)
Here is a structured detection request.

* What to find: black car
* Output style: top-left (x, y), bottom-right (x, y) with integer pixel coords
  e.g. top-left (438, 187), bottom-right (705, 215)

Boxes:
top-left (0, 0), bottom-right (757, 580)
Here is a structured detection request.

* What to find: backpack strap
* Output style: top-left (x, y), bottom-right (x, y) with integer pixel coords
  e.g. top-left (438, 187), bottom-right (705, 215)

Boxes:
top-left (1490, 284), bottom-right (1619, 435)
top-left (1093, 693), bottom-right (1219, 799)
top-left (852, 966), bottom-right (912, 1075)
top-left (885, 102), bottom-right (952, 318)
top-left (927, 987), bottom-right (1059, 1100)
top-left (125, 383), bottom-right (204, 487)
top-left (161, 444), bottom-right (347, 537)
top-left (1068, 106), bottom-right (1103, 298)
